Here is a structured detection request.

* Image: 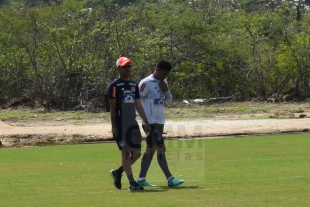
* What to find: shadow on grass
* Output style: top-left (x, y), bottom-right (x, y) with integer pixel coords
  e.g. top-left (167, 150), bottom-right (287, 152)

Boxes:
top-left (129, 185), bottom-right (201, 193)
top-left (129, 188), bottom-right (169, 193)
top-left (158, 185), bottom-right (201, 190)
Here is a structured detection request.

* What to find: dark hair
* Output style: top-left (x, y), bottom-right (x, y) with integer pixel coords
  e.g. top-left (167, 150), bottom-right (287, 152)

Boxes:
top-left (157, 60), bottom-right (172, 71)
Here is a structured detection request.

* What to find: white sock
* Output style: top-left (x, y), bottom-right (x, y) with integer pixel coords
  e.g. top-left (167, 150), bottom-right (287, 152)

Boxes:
top-left (138, 177), bottom-right (146, 182)
top-left (167, 176), bottom-right (174, 182)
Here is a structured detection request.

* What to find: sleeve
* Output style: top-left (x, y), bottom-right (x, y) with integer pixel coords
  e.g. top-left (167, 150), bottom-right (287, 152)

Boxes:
top-left (138, 80), bottom-right (149, 97)
top-left (165, 90), bottom-right (172, 105)
top-left (135, 84), bottom-right (140, 99)
top-left (164, 79), bottom-right (172, 105)
top-left (107, 83), bottom-right (117, 99)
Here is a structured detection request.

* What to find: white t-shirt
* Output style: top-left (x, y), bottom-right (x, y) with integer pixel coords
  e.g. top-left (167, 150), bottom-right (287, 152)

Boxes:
top-left (139, 74), bottom-right (172, 125)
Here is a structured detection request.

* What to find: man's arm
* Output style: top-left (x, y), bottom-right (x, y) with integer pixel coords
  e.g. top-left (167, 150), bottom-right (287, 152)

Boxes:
top-left (159, 81), bottom-right (172, 105)
top-left (109, 99), bottom-right (118, 138)
top-left (164, 89), bottom-right (172, 105)
top-left (135, 99), bottom-right (150, 136)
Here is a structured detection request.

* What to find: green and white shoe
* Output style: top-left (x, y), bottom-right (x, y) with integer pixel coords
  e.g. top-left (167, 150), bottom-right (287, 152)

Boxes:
top-left (137, 180), bottom-right (157, 187)
top-left (168, 178), bottom-right (184, 187)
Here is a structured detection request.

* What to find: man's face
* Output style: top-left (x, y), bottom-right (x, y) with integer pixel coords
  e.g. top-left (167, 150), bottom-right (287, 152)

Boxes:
top-left (117, 64), bottom-right (132, 77)
top-left (155, 68), bottom-right (170, 81)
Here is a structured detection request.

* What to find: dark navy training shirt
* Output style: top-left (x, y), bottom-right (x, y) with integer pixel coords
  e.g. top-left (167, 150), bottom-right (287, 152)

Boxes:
top-left (107, 78), bottom-right (140, 120)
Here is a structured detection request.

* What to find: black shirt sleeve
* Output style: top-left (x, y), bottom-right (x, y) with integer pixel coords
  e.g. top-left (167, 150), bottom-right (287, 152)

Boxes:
top-left (135, 84), bottom-right (140, 99)
top-left (107, 83), bottom-right (117, 99)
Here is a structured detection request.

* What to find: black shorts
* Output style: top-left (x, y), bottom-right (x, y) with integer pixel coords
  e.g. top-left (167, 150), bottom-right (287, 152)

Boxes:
top-left (142, 124), bottom-right (164, 148)
top-left (115, 119), bottom-right (142, 151)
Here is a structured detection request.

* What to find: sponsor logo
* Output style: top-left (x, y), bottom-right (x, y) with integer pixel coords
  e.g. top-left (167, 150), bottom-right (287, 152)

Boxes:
top-left (116, 83), bottom-right (124, 86)
top-left (112, 86), bottom-right (116, 97)
top-left (124, 90), bottom-right (132, 94)
top-left (158, 90), bottom-right (165, 98)
top-left (119, 141), bottom-right (125, 147)
top-left (140, 83), bottom-right (146, 92)
top-left (124, 94), bottom-right (135, 103)
top-left (154, 98), bottom-right (165, 106)
top-left (131, 86), bottom-right (136, 93)
top-left (129, 83), bottom-right (136, 86)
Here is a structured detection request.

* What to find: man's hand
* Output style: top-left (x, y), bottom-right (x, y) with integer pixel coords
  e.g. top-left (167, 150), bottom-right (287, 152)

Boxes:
top-left (112, 126), bottom-right (118, 138)
top-left (144, 123), bottom-right (151, 136)
top-left (159, 81), bottom-right (169, 92)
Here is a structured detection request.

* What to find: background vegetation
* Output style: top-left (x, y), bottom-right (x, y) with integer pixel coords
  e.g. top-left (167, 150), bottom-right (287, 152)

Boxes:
top-left (1, 0), bottom-right (310, 110)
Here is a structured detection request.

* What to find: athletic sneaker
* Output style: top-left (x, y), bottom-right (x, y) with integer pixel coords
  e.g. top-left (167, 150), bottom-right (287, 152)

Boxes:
top-left (137, 180), bottom-right (157, 187)
top-left (110, 169), bottom-right (122, 189)
top-left (168, 178), bottom-right (184, 187)
top-left (128, 182), bottom-right (144, 191)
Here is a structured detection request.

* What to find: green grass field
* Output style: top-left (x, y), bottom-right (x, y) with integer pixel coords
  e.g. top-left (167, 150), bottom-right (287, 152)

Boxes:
top-left (1, 134), bottom-right (310, 207)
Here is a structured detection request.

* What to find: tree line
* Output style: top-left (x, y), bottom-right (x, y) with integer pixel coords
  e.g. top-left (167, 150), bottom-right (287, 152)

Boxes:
top-left (1, 0), bottom-right (310, 110)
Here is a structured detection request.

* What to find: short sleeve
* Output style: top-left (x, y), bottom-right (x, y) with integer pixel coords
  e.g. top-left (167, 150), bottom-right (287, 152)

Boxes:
top-left (139, 80), bottom-right (148, 97)
top-left (107, 83), bottom-right (117, 99)
top-left (135, 84), bottom-right (140, 99)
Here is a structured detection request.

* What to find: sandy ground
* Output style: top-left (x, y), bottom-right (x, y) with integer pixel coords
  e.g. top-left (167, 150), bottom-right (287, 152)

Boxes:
top-left (1, 114), bottom-right (310, 147)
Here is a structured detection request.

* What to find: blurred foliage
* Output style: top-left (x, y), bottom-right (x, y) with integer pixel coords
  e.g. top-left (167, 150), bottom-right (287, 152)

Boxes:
top-left (1, 0), bottom-right (310, 110)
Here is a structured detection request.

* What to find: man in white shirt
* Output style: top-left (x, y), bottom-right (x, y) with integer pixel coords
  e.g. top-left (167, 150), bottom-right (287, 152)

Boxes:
top-left (137, 60), bottom-right (184, 187)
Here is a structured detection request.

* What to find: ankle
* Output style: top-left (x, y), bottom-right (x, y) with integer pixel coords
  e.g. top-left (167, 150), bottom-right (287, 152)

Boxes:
top-left (127, 174), bottom-right (135, 183)
top-left (137, 177), bottom-right (146, 182)
top-left (167, 176), bottom-right (174, 182)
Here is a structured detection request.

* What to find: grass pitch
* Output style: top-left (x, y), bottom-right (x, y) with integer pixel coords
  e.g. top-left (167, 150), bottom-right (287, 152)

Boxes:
top-left (1, 134), bottom-right (310, 207)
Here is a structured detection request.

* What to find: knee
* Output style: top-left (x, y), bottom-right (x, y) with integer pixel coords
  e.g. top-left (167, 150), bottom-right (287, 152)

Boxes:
top-left (122, 150), bottom-right (132, 160)
top-left (157, 144), bottom-right (166, 153)
top-left (127, 150), bottom-right (141, 160)
top-left (144, 150), bottom-right (154, 157)
top-left (145, 147), bottom-right (156, 156)
top-left (136, 151), bottom-right (142, 158)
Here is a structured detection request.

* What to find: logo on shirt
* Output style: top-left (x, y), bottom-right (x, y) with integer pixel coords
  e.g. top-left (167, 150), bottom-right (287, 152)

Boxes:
top-left (119, 141), bottom-right (125, 147)
top-left (112, 86), bottom-right (116, 97)
top-left (140, 83), bottom-right (146, 92)
top-left (124, 94), bottom-right (135, 103)
top-left (154, 98), bottom-right (165, 106)
top-left (124, 90), bottom-right (132, 94)
top-left (131, 86), bottom-right (136, 93)
top-left (158, 90), bottom-right (165, 99)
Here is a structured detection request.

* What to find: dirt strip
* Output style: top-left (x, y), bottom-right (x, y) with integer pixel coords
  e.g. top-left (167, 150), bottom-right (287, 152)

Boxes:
top-left (1, 118), bottom-right (309, 147)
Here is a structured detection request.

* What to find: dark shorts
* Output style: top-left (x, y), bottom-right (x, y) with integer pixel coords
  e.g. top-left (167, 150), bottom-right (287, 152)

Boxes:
top-left (142, 124), bottom-right (165, 148)
top-left (115, 119), bottom-right (142, 151)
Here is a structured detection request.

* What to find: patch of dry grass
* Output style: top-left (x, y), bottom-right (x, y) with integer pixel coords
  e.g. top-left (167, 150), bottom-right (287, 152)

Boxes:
top-left (165, 101), bottom-right (310, 120)
top-left (1, 101), bottom-right (309, 123)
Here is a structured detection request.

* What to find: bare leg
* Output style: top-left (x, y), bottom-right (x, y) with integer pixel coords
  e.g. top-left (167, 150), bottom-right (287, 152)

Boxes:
top-left (121, 149), bottom-right (141, 182)
top-left (130, 149), bottom-right (142, 165)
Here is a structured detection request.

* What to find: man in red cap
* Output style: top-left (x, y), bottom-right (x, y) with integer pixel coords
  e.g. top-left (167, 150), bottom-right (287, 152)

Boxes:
top-left (108, 56), bottom-right (151, 191)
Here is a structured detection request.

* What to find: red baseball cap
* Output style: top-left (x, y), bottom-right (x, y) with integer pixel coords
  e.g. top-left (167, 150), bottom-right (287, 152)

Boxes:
top-left (116, 57), bottom-right (132, 67)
